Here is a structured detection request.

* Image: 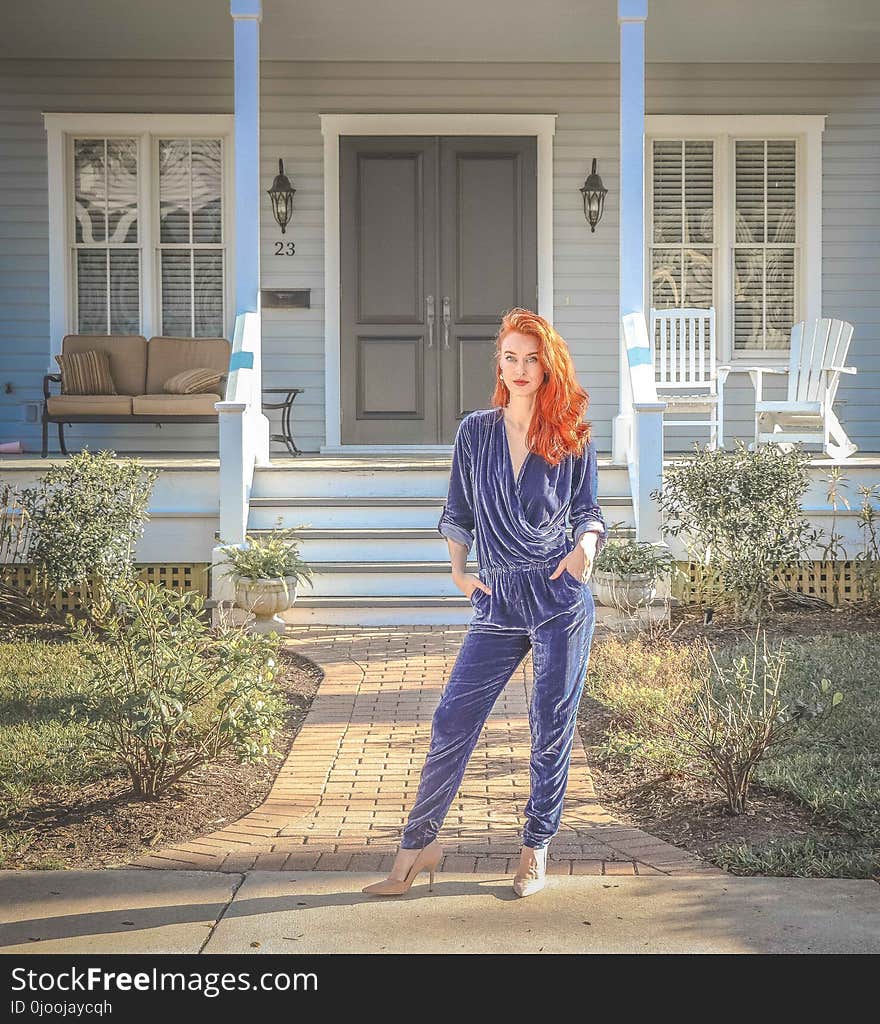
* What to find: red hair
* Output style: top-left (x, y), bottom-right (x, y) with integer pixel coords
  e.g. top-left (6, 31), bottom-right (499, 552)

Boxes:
top-left (491, 307), bottom-right (591, 465)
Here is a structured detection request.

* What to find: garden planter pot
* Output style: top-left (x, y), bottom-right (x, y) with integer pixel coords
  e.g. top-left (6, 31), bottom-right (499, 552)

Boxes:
top-left (592, 569), bottom-right (657, 611)
top-left (234, 576), bottom-right (298, 634)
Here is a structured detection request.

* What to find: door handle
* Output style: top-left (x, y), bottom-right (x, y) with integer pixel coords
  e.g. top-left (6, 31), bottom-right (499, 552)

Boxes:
top-left (426, 294), bottom-right (434, 348)
top-left (442, 296), bottom-right (451, 350)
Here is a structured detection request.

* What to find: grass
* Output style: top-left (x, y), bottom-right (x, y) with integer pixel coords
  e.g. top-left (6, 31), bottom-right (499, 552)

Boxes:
top-left (0, 635), bottom-right (123, 868)
top-left (742, 635), bottom-right (878, 830)
top-left (0, 637), bottom-right (119, 817)
top-left (584, 630), bottom-right (880, 878)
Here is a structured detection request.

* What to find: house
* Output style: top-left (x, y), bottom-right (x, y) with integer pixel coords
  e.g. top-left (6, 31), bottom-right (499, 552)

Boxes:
top-left (1, 0), bottom-right (879, 623)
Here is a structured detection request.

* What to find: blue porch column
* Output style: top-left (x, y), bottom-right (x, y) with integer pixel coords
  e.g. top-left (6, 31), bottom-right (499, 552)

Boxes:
top-left (215, 0), bottom-right (268, 576)
top-left (612, 0), bottom-right (648, 465)
top-left (230, 0), bottom-right (265, 438)
top-left (231, 0), bottom-right (261, 320)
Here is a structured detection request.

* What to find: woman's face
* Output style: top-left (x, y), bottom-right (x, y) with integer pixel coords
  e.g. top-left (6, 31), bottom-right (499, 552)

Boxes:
top-left (498, 331), bottom-right (545, 399)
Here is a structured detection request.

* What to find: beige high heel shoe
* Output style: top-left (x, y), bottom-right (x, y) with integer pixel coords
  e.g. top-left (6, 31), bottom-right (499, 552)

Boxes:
top-left (513, 844), bottom-right (547, 897)
top-left (361, 840), bottom-right (444, 896)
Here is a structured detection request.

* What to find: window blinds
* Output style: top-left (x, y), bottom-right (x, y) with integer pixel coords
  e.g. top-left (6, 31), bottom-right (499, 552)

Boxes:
top-left (650, 139), bottom-right (714, 312)
top-left (73, 138), bottom-right (141, 334)
top-left (158, 138), bottom-right (225, 338)
top-left (733, 139), bottom-right (797, 352)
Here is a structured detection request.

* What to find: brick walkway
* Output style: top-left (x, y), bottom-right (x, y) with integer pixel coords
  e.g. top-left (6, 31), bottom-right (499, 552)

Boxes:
top-left (128, 626), bottom-right (725, 877)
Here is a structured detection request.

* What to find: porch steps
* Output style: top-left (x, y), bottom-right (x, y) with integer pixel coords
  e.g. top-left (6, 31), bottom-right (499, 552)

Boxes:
top-left (247, 494), bottom-right (636, 531)
top-left (248, 455), bottom-right (639, 626)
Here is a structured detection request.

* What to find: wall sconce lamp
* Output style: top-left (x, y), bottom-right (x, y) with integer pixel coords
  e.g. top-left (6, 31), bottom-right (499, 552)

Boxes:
top-left (267, 158), bottom-right (296, 234)
top-left (579, 158), bottom-right (607, 233)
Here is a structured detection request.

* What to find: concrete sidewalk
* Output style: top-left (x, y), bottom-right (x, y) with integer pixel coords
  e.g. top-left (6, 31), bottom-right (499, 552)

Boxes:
top-left (1, 870), bottom-right (878, 954)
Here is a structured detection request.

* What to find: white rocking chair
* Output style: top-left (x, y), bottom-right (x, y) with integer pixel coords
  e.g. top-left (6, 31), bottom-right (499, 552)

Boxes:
top-left (649, 307), bottom-right (732, 449)
top-left (743, 318), bottom-right (858, 460)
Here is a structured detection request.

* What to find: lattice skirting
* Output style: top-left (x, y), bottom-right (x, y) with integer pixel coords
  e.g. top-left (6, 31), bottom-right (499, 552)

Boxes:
top-left (673, 559), bottom-right (877, 606)
top-left (0, 563), bottom-right (211, 613)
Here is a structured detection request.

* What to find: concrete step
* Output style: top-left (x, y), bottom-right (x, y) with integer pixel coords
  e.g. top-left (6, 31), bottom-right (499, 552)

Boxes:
top-left (247, 494), bottom-right (635, 530)
top-left (252, 456), bottom-right (631, 500)
top-left (241, 525), bottom-right (637, 563)
top-left (301, 560), bottom-right (480, 597)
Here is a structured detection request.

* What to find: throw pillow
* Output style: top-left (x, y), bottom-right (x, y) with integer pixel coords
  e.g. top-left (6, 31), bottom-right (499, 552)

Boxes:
top-left (55, 350), bottom-right (117, 396)
top-left (163, 367), bottom-right (225, 395)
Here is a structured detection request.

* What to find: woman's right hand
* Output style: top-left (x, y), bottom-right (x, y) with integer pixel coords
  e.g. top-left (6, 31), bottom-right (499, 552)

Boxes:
top-left (452, 569), bottom-right (492, 600)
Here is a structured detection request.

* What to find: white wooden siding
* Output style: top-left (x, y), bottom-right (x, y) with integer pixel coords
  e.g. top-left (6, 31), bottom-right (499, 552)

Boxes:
top-left (1, 59), bottom-right (879, 454)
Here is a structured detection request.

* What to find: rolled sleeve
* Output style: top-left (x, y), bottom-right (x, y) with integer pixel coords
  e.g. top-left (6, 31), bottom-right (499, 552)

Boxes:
top-left (438, 415), bottom-right (476, 552)
top-left (570, 441), bottom-right (609, 557)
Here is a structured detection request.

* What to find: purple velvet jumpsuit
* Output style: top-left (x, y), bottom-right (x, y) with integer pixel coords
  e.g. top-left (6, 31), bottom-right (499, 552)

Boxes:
top-left (400, 406), bottom-right (609, 851)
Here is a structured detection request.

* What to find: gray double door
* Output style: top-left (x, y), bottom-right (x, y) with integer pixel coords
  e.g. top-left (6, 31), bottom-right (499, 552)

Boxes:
top-left (340, 136), bottom-right (537, 445)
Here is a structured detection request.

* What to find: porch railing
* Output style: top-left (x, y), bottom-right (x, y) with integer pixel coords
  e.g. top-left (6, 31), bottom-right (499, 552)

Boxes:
top-left (622, 312), bottom-right (666, 541)
top-left (215, 310), bottom-right (269, 547)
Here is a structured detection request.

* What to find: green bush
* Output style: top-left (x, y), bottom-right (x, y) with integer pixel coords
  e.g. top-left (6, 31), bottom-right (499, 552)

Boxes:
top-left (586, 630), bottom-right (845, 815)
top-left (854, 483), bottom-right (880, 608)
top-left (71, 581), bottom-right (285, 799)
top-left (651, 440), bottom-right (819, 623)
top-left (673, 633), bottom-right (843, 815)
top-left (17, 450), bottom-right (157, 611)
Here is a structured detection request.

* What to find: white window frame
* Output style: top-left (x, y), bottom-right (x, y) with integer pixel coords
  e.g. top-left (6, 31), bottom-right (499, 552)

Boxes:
top-left (645, 114), bottom-right (825, 365)
top-left (43, 113), bottom-right (235, 369)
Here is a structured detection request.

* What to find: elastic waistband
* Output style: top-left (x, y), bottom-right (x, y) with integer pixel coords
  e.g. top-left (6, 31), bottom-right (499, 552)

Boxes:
top-left (479, 558), bottom-right (561, 577)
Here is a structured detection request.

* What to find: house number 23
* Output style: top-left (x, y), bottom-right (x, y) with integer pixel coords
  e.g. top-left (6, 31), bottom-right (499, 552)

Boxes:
top-left (274, 241), bottom-right (296, 255)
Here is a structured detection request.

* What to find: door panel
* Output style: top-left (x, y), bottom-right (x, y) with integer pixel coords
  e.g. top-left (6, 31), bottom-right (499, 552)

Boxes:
top-left (340, 135), bottom-right (536, 445)
top-left (439, 137), bottom-right (537, 442)
top-left (358, 154), bottom-right (423, 323)
top-left (341, 137), bottom-right (437, 443)
top-left (357, 336), bottom-right (423, 416)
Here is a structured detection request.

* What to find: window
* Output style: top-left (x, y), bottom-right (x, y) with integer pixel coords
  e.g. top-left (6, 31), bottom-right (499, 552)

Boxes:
top-left (650, 139), bottom-right (715, 310)
top-left (73, 138), bottom-right (140, 334)
top-left (646, 116), bottom-right (824, 363)
top-left (157, 138), bottom-right (225, 337)
top-left (732, 140), bottom-right (796, 352)
top-left (45, 114), bottom-right (234, 359)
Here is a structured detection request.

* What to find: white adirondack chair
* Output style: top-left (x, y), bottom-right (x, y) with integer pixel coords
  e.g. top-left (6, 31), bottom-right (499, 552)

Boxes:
top-left (744, 318), bottom-right (858, 460)
top-left (649, 307), bottom-right (732, 449)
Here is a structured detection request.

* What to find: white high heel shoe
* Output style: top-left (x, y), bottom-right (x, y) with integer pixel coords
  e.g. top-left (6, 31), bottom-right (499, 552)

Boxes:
top-left (513, 845), bottom-right (547, 897)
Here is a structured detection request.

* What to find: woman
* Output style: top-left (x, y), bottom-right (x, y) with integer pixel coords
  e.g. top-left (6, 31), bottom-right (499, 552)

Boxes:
top-left (362, 308), bottom-right (608, 898)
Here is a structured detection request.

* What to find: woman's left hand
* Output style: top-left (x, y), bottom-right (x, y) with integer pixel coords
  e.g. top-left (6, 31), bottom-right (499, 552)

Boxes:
top-left (549, 534), bottom-right (598, 584)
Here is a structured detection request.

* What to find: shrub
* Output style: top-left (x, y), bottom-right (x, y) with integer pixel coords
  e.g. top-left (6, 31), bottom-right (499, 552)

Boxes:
top-left (71, 581), bottom-right (285, 799)
top-left (17, 450), bottom-right (157, 612)
top-left (675, 633), bottom-right (843, 814)
top-left (587, 630), bottom-right (845, 815)
top-left (651, 440), bottom-right (820, 623)
top-left (854, 483), bottom-right (880, 608)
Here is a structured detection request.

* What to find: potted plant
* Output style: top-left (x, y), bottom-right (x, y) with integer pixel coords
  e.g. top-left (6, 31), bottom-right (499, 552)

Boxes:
top-left (592, 538), bottom-right (673, 611)
top-left (218, 527), bottom-right (314, 634)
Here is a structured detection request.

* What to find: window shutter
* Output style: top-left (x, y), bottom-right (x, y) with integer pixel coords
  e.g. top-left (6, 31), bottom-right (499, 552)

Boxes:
top-left (158, 138), bottom-right (224, 338)
top-left (733, 139), bottom-right (796, 352)
top-left (650, 139), bottom-right (714, 311)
